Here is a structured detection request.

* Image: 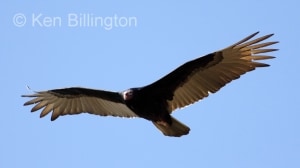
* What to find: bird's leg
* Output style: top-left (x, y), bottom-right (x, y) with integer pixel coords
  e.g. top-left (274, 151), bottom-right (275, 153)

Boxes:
top-left (156, 120), bottom-right (169, 127)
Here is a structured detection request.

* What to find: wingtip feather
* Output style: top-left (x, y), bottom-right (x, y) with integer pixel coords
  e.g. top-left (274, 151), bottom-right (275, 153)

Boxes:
top-left (50, 117), bottom-right (57, 121)
top-left (231, 31), bottom-right (260, 46)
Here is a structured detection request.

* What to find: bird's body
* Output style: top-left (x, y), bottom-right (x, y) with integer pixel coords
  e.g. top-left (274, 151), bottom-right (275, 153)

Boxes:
top-left (22, 32), bottom-right (278, 137)
top-left (123, 88), bottom-right (170, 122)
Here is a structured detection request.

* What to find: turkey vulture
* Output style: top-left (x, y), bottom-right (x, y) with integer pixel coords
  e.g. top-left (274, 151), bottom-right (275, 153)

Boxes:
top-left (22, 32), bottom-right (278, 137)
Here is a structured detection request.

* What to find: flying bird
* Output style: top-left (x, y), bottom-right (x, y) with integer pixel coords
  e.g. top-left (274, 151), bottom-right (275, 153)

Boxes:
top-left (22, 32), bottom-right (278, 137)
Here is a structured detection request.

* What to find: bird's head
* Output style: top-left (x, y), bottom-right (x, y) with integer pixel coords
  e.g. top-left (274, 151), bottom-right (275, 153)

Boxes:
top-left (122, 88), bottom-right (139, 101)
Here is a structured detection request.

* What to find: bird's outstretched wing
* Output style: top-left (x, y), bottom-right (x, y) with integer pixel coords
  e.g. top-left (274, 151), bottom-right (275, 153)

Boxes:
top-left (144, 32), bottom-right (278, 112)
top-left (22, 87), bottom-right (138, 120)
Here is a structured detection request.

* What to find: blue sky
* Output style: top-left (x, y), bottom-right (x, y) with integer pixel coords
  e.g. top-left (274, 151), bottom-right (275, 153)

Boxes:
top-left (1, 1), bottom-right (299, 168)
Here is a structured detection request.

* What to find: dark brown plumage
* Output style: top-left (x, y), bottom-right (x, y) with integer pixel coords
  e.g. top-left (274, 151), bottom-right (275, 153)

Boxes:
top-left (22, 32), bottom-right (278, 137)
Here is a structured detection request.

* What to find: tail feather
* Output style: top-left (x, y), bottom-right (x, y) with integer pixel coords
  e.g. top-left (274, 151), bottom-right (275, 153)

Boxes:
top-left (153, 116), bottom-right (190, 137)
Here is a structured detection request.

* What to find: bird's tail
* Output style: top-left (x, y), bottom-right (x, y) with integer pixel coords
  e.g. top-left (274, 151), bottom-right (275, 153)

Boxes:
top-left (152, 116), bottom-right (190, 137)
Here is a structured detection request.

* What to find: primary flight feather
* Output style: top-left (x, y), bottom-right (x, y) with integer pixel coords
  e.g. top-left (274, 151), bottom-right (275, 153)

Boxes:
top-left (22, 32), bottom-right (278, 137)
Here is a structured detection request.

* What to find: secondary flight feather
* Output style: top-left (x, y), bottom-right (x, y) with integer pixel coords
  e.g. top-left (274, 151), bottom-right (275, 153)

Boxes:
top-left (22, 32), bottom-right (278, 137)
